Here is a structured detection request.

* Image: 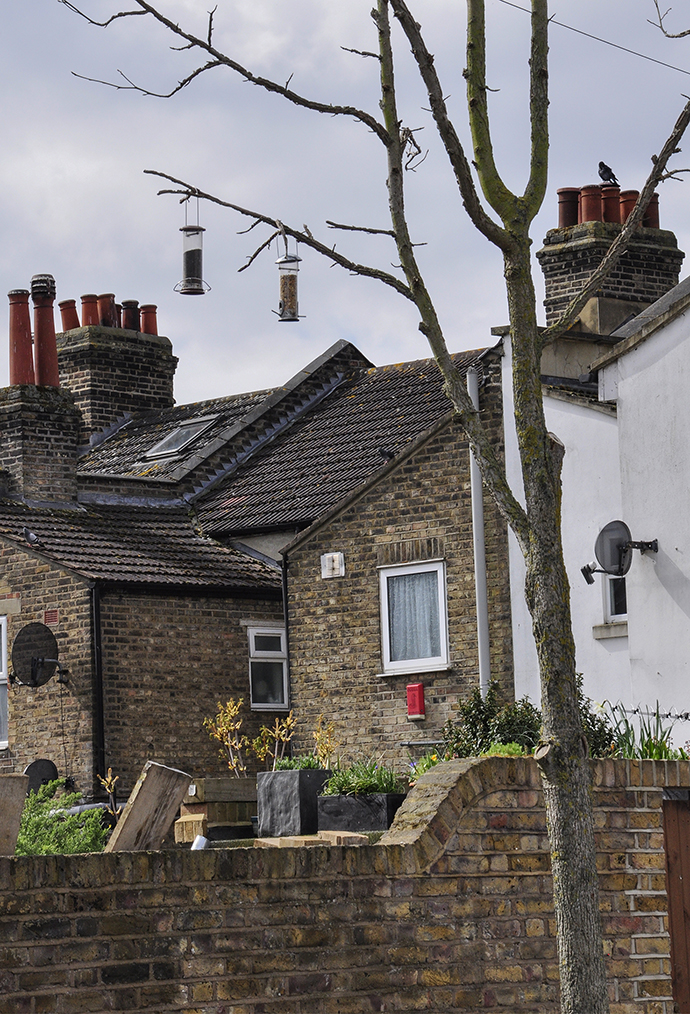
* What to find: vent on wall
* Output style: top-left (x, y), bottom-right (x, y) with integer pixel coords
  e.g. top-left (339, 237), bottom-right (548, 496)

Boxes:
top-left (44, 609), bottom-right (59, 626)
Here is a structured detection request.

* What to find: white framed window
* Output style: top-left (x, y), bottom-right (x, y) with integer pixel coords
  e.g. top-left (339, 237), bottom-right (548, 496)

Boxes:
top-left (604, 574), bottom-right (627, 622)
top-left (379, 561), bottom-right (449, 675)
top-left (0, 616), bottom-right (7, 747)
top-left (248, 626), bottom-right (288, 710)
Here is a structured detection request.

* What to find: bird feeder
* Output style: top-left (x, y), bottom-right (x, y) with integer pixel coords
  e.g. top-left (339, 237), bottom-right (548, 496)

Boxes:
top-left (276, 249), bottom-right (302, 322)
top-left (175, 198), bottom-right (210, 295)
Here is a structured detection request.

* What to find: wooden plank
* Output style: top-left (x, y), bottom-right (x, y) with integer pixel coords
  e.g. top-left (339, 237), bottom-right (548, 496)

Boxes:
top-left (184, 777), bottom-right (257, 804)
top-left (664, 799), bottom-right (690, 1011)
top-left (105, 761), bottom-right (191, 852)
top-left (0, 775), bottom-right (29, 854)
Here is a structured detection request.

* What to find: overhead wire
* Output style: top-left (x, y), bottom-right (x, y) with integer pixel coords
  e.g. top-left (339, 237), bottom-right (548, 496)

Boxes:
top-left (497, 0), bottom-right (690, 79)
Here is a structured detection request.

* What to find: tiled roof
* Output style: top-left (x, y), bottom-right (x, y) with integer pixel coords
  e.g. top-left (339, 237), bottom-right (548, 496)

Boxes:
top-left (195, 350), bottom-right (485, 535)
top-left (79, 391), bottom-right (270, 481)
top-left (0, 501), bottom-right (280, 590)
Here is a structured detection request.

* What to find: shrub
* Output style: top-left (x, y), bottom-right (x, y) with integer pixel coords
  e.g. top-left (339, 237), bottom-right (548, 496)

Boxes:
top-left (321, 758), bottom-right (407, 796)
top-left (16, 780), bottom-right (108, 856)
top-left (608, 702), bottom-right (688, 760)
top-left (275, 754), bottom-right (323, 770)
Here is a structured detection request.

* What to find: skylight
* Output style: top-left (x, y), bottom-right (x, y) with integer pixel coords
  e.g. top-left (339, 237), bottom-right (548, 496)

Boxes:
top-left (144, 416), bottom-right (218, 459)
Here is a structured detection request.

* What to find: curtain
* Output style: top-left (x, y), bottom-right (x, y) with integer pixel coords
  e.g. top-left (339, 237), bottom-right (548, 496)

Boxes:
top-left (387, 570), bottom-right (440, 662)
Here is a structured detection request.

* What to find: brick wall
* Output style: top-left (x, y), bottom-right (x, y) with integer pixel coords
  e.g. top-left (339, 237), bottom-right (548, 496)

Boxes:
top-left (0, 386), bottom-right (80, 502)
top-left (537, 222), bottom-right (684, 327)
top-left (1, 543), bottom-right (94, 790)
top-left (57, 327), bottom-right (177, 443)
top-left (285, 361), bottom-right (513, 768)
top-left (99, 589), bottom-right (285, 794)
top-left (0, 757), bottom-right (682, 1014)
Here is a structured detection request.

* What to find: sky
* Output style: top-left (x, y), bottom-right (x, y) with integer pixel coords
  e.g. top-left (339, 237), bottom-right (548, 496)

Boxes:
top-left (2, 1), bottom-right (690, 405)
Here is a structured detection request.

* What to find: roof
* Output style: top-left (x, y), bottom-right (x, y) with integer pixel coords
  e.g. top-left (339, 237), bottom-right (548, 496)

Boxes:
top-left (195, 349), bottom-right (486, 536)
top-left (0, 501), bottom-right (280, 591)
top-left (592, 274), bottom-right (690, 371)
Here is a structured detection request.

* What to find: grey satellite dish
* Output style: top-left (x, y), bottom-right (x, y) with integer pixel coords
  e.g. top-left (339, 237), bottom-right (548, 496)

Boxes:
top-left (11, 622), bottom-right (59, 687)
top-left (594, 520), bottom-right (633, 577)
top-left (24, 758), bottom-right (58, 794)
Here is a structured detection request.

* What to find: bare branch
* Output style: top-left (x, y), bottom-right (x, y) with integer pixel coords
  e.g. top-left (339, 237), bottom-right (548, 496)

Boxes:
top-left (57, 0), bottom-right (147, 27)
top-left (649, 0), bottom-right (690, 38)
top-left (207, 5), bottom-right (217, 47)
top-left (341, 46), bottom-right (381, 61)
top-left (326, 221), bottom-right (396, 237)
top-left (239, 231), bottom-right (280, 273)
top-left (388, 0), bottom-right (510, 253)
top-left (72, 61), bottom-right (223, 98)
top-left (542, 96), bottom-right (690, 347)
top-left (143, 169), bottom-right (414, 299)
top-left (63, 0), bottom-right (391, 145)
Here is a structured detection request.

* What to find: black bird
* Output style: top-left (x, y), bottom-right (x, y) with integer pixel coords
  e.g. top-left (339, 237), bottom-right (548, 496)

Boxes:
top-left (598, 161), bottom-right (619, 186)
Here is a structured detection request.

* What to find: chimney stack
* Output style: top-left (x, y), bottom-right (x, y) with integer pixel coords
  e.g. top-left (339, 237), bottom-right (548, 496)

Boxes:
top-left (31, 274), bottom-right (60, 387)
top-left (8, 290), bottom-right (35, 386)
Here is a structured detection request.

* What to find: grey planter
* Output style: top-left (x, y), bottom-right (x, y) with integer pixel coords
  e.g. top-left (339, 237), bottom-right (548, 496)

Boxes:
top-left (257, 769), bottom-right (331, 837)
top-left (317, 792), bottom-right (407, 833)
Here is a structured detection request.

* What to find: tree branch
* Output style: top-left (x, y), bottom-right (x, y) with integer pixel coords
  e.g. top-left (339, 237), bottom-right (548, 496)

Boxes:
top-left (144, 169), bottom-right (414, 298)
top-left (542, 96), bottom-right (690, 347)
top-left (72, 61), bottom-right (223, 98)
top-left (649, 0), bottom-right (690, 38)
top-left (522, 0), bottom-right (549, 219)
top-left (388, 0), bottom-right (510, 252)
top-left (62, 0), bottom-right (391, 145)
top-left (326, 221), bottom-right (395, 237)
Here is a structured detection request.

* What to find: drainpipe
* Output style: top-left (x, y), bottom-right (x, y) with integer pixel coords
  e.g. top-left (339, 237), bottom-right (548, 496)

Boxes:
top-left (281, 554), bottom-right (291, 709)
top-left (467, 368), bottom-right (491, 697)
top-left (91, 584), bottom-right (106, 782)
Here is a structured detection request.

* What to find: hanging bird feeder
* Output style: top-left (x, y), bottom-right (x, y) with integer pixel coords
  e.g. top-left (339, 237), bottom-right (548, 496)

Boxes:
top-left (175, 197), bottom-right (210, 295)
top-left (276, 236), bottom-right (302, 321)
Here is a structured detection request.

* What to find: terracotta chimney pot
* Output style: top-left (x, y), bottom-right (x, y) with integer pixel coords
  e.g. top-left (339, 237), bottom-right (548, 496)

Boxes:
top-left (81, 294), bottom-right (99, 326)
top-left (58, 299), bottom-right (80, 331)
top-left (580, 185), bottom-right (603, 223)
top-left (643, 193), bottom-right (660, 229)
top-left (121, 300), bottom-right (140, 331)
top-left (557, 188), bottom-right (580, 228)
top-left (31, 274), bottom-right (60, 387)
top-left (140, 304), bottom-right (158, 336)
top-left (620, 190), bottom-right (640, 223)
top-left (601, 185), bottom-right (621, 224)
top-left (97, 293), bottom-right (118, 328)
top-left (8, 289), bottom-right (35, 386)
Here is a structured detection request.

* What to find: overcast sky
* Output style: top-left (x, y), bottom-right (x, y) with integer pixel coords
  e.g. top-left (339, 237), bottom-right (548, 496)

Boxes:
top-left (2, 1), bottom-right (690, 404)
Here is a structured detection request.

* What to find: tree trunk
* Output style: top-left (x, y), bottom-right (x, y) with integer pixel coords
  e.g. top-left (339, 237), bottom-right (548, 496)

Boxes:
top-left (506, 240), bottom-right (609, 1014)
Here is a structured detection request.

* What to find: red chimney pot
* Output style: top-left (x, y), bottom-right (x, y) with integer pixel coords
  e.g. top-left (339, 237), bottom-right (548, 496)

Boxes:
top-left (58, 299), bottom-right (80, 331)
top-left (31, 274), bottom-right (60, 387)
top-left (8, 289), bottom-right (35, 386)
top-left (97, 293), bottom-right (118, 328)
top-left (140, 304), bottom-right (158, 336)
top-left (81, 294), bottom-right (99, 326)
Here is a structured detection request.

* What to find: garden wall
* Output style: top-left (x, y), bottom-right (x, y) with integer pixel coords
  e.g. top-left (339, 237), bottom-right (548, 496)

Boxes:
top-left (0, 757), bottom-right (682, 1014)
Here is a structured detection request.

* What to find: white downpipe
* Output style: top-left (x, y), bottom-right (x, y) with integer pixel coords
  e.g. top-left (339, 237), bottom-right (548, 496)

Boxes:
top-left (467, 368), bottom-right (491, 697)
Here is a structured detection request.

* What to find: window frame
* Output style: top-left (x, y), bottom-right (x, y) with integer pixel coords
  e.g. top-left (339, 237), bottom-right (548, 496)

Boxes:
top-left (378, 560), bottom-right (449, 675)
top-left (0, 616), bottom-right (7, 748)
top-left (247, 625), bottom-right (289, 711)
top-left (144, 415), bottom-right (218, 460)
top-left (603, 573), bottom-right (627, 623)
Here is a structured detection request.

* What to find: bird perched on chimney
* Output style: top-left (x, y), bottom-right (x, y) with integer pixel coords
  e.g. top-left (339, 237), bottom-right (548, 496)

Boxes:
top-left (598, 161), bottom-right (619, 186)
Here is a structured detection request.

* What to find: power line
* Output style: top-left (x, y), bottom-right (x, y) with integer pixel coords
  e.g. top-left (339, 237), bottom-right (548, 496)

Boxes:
top-left (497, 0), bottom-right (690, 78)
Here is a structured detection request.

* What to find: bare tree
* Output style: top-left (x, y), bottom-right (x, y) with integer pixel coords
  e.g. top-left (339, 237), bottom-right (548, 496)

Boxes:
top-left (60, 1), bottom-right (690, 1010)
top-left (650, 0), bottom-right (690, 38)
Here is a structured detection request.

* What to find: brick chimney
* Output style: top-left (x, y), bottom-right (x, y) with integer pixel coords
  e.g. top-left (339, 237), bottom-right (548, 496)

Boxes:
top-left (0, 385), bottom-right (80, 503)
top-left (537, 185), bottom-right (684, 335)
top-left (56, 296), bottom-right (178, 445)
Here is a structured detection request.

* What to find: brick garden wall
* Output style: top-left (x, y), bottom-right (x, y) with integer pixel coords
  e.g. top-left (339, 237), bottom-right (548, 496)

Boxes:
top-left (285, 361), bottom-right (513, 769)
top-left (0, 757), bottom-right (680, 1014)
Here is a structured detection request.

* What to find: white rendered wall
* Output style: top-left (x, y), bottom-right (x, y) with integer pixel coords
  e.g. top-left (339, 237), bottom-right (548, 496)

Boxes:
top-left (599, 310), bottom-right (690, 715)
top-left (501, 335), bottom-right (630, 708)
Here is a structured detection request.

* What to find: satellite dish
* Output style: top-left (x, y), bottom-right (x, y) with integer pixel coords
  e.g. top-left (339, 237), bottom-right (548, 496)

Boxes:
top-left (594, 520), bottom-right (633, 577)
top-left (11, 622), bottom-right (58, 687)
top-left (23, 758), bottom-right (59, 794)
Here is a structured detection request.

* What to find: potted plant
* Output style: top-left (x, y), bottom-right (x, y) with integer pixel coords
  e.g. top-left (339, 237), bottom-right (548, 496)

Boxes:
top-left (317, 757), bottom-right (408, 833)
top-left (255, 714), bottom-right (336, 837)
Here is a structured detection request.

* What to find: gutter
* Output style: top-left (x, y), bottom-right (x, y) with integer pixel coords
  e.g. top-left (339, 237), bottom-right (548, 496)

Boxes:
top-left (91, 584), bottom-right (106, 782)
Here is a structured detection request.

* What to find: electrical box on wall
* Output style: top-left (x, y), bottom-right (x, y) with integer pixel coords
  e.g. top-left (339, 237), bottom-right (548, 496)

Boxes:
top-left (406, 682), bottom-right (425, 721)
top-left (321, 552), bottom-right (345, 579)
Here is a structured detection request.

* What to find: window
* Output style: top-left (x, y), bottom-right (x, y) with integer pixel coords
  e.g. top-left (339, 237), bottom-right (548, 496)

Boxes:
top-left (605, 574), bottom-right (627, 621)
top-left (145, 415), bottom-right (218, 459)
top-left (379, 561), bottom-right (449, 674)
top-left (248, 626), bottom-right (288, 710)
top-left (0, 617), bottom-right (7, 747)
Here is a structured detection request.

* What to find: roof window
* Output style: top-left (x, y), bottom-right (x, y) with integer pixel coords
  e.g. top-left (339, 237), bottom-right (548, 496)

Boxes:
top-left (144, 415), bottom-right (218, 459)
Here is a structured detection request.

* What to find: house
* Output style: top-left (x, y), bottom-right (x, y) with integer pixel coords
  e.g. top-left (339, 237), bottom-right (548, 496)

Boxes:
top-left (503, 183), bottom-right (686, 716)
